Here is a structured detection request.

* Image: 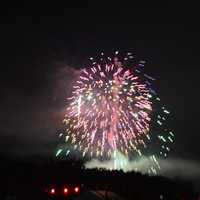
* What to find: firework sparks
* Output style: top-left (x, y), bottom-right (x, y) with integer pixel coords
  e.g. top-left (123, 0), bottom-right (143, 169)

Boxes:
top-left (57, 51), bottom-right (175, 174)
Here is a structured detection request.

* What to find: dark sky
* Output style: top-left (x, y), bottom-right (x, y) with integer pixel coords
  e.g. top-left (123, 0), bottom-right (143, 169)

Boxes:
top-left (0, 1), bottom-right (200, 164)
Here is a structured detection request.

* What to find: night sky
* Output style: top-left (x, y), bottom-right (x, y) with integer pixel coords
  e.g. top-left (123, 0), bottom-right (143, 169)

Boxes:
top-left (0, 1), bottom-right (200, 170)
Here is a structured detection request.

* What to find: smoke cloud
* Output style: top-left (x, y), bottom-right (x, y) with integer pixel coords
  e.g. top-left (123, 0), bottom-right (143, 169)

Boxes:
top-left (85, 151), bottom-right (200, 180)
top-left (0, 65), bottom-right (79, 157)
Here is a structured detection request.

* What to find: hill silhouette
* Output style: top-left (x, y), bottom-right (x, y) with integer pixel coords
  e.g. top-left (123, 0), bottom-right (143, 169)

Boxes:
top-left (0, 157), bottom-right (198, 200)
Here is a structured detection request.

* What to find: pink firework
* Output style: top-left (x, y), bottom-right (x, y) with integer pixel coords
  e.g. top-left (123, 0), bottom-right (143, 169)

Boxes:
top-left (63, 54), bottom-right (153, 158)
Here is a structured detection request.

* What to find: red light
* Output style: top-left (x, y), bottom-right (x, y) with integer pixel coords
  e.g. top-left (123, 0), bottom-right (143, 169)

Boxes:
top-left (74, 186), bottom-right (79, 193)
top-left (50, 188), bottom-right (55, 194)
top-left (63, 188), bottom-right (68, 194)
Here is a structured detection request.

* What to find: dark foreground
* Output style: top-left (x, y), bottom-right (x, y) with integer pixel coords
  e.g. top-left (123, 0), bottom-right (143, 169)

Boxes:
top-left (0, 158), bottom-right (198, 200)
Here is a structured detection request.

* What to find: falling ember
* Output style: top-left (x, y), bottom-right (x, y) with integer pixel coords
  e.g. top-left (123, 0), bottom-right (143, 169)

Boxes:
top-left (58, 51), bottom-right (175, 174)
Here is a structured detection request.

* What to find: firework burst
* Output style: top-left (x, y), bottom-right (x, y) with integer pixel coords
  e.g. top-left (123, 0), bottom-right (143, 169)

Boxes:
top-left (57, 51), bottom-right (174, 174)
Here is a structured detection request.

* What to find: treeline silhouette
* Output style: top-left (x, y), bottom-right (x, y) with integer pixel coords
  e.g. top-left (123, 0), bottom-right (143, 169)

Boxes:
top-left (0, 157), bottom-right (198, 200)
